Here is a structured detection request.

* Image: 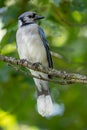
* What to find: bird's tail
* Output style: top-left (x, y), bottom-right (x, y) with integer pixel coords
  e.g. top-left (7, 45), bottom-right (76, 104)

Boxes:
top-left (37, 89), bottom-right (53, 117)
top-left (30, 70), bottom-right (53, 116)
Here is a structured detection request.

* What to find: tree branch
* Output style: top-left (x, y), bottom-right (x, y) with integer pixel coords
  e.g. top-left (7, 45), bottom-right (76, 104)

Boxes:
top-left (0, 54), bottom-right (87, 85)
top-left (51, 51), bottom-right (63, 59)
top-left (8, 63), bottom-right (68, 85)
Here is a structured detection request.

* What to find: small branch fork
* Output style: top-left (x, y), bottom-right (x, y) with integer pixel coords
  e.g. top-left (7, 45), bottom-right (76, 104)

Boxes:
top-left (0, 54), bottom-right (87, 85)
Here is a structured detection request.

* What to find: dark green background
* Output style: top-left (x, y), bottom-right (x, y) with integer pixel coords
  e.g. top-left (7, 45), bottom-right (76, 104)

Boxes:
top-left (0, 0), bottom-right (87, 130)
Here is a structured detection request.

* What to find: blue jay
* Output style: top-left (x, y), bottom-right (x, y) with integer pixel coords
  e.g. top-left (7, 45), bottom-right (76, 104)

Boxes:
top-left (16, 11), bottom-right (53, 116)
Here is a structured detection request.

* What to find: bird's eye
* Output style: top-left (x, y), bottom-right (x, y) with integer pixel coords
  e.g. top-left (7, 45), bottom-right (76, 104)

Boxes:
top-left (32, 13), bottom-right (36, 18)
top-left (28, 13), bottom-right (36, 18)
top-left (29, 15), bottom-right (32, 18)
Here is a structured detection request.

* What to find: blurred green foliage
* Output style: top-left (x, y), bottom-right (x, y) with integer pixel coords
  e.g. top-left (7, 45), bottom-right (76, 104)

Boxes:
top-left (0, 0), bottom-right (87, 130)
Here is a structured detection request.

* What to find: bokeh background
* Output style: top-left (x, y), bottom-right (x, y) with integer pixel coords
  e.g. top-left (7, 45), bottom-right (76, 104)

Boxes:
top-left (0, 0), bottom-right (87, 130)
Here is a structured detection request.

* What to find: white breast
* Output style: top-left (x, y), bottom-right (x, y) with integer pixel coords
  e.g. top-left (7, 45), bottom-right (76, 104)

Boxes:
top-left (16, 24), bottom-right (48, 67)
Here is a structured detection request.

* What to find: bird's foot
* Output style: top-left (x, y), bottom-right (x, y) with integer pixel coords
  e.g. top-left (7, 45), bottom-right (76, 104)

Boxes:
top-left (32, 62), bottom-right (41, 69)
top-left (20, 59), bottom-right (27, 63)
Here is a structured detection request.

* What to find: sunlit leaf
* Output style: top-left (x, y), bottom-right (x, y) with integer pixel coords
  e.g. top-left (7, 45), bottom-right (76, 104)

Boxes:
top-left (1, 43), bottom-right (16, 54)
top-left (72, 10), bottom-right (82, 22)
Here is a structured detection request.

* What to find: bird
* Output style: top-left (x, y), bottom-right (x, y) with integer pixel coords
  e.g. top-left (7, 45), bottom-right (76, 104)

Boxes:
top-left (16, 11), bottom-right (53, 117)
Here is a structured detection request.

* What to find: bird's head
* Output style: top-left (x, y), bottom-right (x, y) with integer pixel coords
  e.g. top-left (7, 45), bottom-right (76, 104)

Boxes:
top-left (18, 11), bottom-right (44, 27)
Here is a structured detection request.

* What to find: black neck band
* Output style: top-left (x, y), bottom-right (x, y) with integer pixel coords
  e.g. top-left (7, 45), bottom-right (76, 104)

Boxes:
top-left (21, 22), bottom-right (35, 27)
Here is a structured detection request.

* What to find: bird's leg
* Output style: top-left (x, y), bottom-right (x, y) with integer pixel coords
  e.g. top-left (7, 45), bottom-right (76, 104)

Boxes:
top-left (20, 59), bottom-right (30, 67)
top-left (20, 59), bottom-right (28, 63)
top-left (32, 62), bottom-right (41, 69)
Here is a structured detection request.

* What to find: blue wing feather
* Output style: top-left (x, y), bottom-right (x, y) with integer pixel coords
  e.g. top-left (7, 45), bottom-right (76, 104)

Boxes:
top-left (38, 27), bottom-right (53, 69)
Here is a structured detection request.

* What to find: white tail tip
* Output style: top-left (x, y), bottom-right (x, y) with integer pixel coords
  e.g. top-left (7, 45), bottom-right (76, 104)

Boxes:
top-left (37, 95), bottom-right (53, 117)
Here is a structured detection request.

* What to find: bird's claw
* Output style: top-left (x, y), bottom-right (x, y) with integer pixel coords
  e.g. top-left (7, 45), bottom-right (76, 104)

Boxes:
top-left (32, 62), bottom-right (41, 68)
top-left (20, 59), bottom-right (28, 63)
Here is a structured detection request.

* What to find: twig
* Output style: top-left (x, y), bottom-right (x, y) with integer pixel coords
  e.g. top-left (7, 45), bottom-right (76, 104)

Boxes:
top-left (0, 54), bottom-right (87, 84)
top-left (51, 51), bottom-right (63, 59)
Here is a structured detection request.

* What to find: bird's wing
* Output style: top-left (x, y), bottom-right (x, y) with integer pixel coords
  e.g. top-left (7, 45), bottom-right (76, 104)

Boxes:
top-left (38, 27), bottom-right (53, 68)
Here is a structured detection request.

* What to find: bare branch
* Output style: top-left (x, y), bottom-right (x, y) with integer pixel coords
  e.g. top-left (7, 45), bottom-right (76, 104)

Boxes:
top-left (0, 54), bottom-right (87, 84)
top-left (8, 63), bottom-right (69, 85)
top-left (51, 51), bottom-right (63, 59)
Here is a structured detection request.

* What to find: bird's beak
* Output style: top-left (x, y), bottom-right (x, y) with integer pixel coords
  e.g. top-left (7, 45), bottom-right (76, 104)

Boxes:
top-left (34, 15), bottom-right (44, 20)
